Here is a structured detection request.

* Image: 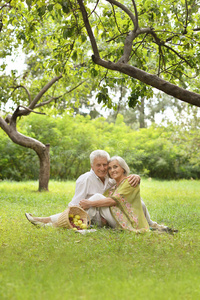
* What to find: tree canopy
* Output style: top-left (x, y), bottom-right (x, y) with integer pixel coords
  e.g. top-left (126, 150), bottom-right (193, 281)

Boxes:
top-left (1, 0), bottom-right (200, 110)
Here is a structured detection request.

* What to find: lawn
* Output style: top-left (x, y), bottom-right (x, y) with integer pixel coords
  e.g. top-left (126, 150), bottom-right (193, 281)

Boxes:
top-left (0, 179), bottom-right (200, 300)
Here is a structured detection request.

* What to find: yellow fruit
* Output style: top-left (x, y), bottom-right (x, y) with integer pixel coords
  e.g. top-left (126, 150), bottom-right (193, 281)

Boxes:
top-left (73, 227), bottom-right (78, 231)
top-left (75, 215), bottom-right (80, 220)
top-left (69, 214), bottom-right (74, 218)
top-left (81, 224), bottom-right (87, 229)
top-left (77, 220), bottom-right (82, 225)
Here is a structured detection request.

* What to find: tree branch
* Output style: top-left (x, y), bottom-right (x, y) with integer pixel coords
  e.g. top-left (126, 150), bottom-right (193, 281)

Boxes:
top-left (184, 0), bottom-right (189, 32)
top-left (106, 0), bottom-right (139, 63)
top-left (34, 97), bottom-right (59, 108)
top-left (77, 0), bottom-right (100, 58)
top-left (131, 0), bottom-right (139, 31)
top-left (0, 2), bottom-right (11, 11)
top-left (163, 44), bottom-right (193, 68)
top-left (106, 0), bottom-right (136, 26)
top-left (10, 85), bottom-right (32, 103)
top-left (111, 4), bottom-right (122, 34)
top-left (88, 0), bottom-right (100, 18)
top-left (29, 75), bottom-right (62, 110)
top-left (92, 55), bottom-right (200, 107)
top-left (35, 80), bottom-right (87, 108)
top-left (18, 105), bottom-right (46, 115)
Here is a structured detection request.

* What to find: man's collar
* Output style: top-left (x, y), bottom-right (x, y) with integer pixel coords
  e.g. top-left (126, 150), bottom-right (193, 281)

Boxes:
top-left (90, 169), bottom-right (109, 182)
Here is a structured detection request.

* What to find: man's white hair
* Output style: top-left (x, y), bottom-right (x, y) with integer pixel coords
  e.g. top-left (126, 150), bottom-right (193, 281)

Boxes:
top-left (90, 150), bottom-right (110, 165)
top-left (109, 156), bottom-right (130, 175)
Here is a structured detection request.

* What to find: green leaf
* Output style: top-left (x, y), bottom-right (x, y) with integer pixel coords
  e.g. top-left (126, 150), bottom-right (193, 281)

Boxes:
top-left (90, 68), bottom-right (98, 77)
top-left (72, 50), bottom-right (77, 61)
top-left (17, 32), bottom-right (26, 41)
top-left (63, 28), bottom-right (74, 38)
top-left (37, 6), bottom-right (46, 18)
top-left (47, 4), bottom-right (54, 12)
top-left (81, 34), bottom-right (87, 43)
top-left (62, 1), bottom-right (70, 14)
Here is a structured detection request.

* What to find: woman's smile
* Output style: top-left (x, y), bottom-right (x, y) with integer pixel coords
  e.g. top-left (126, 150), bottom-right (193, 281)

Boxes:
top-left (108, 160), bottom-right (126, 183)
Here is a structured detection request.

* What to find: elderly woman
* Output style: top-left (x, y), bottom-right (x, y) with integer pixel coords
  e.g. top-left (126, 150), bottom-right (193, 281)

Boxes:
top-left (79, 156), bottom-right (149, 233)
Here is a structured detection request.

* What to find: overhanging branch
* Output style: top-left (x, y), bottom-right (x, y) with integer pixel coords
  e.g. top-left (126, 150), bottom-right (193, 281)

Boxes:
top-left (92, 55), bottom-right (200, 107)
top-left (77, 0), bottom-right (100, 58)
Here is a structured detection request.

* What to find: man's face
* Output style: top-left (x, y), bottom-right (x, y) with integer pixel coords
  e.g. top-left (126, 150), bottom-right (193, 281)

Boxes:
top-left (91, 157), bottom-right (108, 181)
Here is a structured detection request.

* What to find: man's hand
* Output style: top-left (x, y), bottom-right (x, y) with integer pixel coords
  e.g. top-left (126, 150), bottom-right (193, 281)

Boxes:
top-left (79, 199), bottom-right (91, 210)
top-left (127, 174), bottom-right (141, 187)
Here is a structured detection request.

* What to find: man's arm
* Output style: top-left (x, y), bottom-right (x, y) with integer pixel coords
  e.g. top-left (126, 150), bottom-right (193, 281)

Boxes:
top-left (79, 198), bottom-right (116, 210)
top-left (68, 178), bottom-right (88, 207)
top-left (127, 174), bottom-right (141, 187)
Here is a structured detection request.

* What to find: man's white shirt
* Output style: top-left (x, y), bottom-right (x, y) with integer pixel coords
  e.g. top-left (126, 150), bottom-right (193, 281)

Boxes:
top-left (68, 169), bottom-right (115, 207)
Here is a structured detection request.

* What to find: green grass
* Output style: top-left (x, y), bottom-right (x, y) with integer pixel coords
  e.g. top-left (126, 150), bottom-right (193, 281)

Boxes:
top-left (0, 179), bottom-right (200, 300)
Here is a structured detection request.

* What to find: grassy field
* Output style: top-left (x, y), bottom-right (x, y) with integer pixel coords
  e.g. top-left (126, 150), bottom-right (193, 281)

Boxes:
top-left (0, 179), bottom-right (200, 300)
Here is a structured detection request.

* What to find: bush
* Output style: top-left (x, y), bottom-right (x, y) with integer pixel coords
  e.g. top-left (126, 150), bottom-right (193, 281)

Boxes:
top-left (0, 113), bottom-right (199, 180)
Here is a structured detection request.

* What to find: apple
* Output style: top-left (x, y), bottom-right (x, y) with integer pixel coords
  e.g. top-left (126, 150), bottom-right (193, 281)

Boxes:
top-left (75, 215), bottom-right (80, 220)
top-left (81, 224), bottom-right (87, 229)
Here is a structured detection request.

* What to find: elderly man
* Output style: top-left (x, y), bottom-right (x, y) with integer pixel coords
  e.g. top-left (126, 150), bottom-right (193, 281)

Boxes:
top-left (26, 149), bottom-right (162, 229)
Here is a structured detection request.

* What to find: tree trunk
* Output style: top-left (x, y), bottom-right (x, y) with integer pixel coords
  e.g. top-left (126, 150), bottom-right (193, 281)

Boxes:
top-left (38, 144), bottom-right (50, 191)
top-left (114, 85), bottom-right (123, 122)
top-left (139, 97), bottom-right (145, 128)
top-left (0, 116), bottom-right (50, 191)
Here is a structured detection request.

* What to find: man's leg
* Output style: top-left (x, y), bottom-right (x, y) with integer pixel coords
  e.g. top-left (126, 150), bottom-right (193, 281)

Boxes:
top-left (86, 193), bottom-right (117, 228)
top-left (99, 207), bottom-right (117, 228)
top-left (49, 213), bottom-right (62, 223)
top-left (86, 193), bottom-right (108, 227)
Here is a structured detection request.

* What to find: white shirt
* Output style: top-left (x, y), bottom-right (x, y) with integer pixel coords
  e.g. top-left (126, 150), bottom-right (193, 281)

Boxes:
top-left (68, 169), bottom-right (115, 207)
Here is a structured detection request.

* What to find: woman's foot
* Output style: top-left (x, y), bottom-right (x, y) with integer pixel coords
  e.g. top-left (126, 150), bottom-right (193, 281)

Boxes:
top-left (150, 222), bottom-right (178, 233)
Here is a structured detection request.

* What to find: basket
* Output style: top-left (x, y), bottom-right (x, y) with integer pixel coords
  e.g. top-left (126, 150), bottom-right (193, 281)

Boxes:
top-left (55, 206), bottom-right (91, 229)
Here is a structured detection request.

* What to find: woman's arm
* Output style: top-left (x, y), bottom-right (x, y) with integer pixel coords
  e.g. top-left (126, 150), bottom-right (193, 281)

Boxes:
top-left (79, 198), bottom-right (116, 210)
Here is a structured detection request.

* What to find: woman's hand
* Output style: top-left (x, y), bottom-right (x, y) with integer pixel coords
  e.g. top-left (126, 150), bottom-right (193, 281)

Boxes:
top-left (127, 174), bottom-right (141, 187)
top-left (79, 199), bottom-right (91, 210)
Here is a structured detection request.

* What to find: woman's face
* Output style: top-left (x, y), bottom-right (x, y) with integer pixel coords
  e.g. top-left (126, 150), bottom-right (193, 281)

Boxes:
top-left (108, 160), bottom-right (125, 182)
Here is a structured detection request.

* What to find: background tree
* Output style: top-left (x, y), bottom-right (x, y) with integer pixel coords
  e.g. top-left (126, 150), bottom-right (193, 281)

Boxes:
top-left (1, 0), bottom-right (200, 190)
top-left (0, 75), bottom-right (62, 191)
top-left (2, 0), bottom-right (200, 108)
top-left (0, 0), bottom-right (98, 190)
